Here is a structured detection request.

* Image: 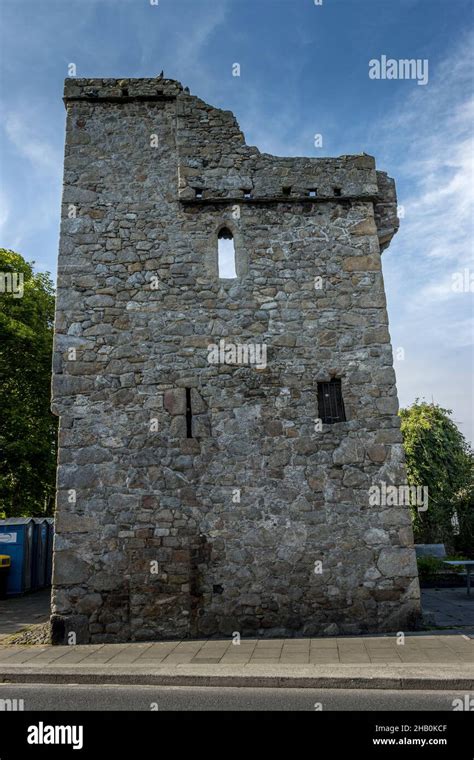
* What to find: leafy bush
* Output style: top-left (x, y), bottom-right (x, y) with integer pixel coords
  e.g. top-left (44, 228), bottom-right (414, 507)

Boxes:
top-left (417, 554), bottom-right (468, 581)
top-left (400, 401), bottom-right (473, 552)
top-left (0, 249), bottom-right (57, 516)
top-left (416, 556), bottom-right (444, 581)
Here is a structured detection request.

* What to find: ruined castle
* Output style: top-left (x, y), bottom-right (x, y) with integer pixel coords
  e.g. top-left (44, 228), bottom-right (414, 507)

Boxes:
top-left (51, 77), bottom-right (421, 643)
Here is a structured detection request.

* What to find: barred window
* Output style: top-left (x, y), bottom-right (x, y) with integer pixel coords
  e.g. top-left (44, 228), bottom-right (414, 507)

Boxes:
top-left (317, 379), bottom-right (346, 424)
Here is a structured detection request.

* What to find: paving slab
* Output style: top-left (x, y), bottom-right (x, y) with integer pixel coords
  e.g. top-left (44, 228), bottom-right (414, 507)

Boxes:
top-left (0, 633), bottom-right (472, 689)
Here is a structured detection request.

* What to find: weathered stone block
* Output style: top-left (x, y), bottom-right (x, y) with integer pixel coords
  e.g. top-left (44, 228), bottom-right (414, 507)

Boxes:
top-left (343, 254), bottom-right (381, 271)
top-left (377, 547), bottom-right (417, 577)
top-left (164, 388), bottom-right (186, 415)
top-left (55, 514), bottom-right (97, 533)
top-left (53, 552), bottom-right (90, 585)
top-left (333, 438), bottom-right (365, 465)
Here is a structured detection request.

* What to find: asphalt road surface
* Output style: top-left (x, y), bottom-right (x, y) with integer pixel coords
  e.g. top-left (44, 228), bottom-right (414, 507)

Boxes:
top-left (0, 684), bottom-right (469, 711)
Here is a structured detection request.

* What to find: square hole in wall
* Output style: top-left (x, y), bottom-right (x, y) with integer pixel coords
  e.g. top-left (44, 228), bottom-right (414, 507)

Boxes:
top-left (282, 186), bottom-right (292, 196)
top-left (243, 189), bottom-right (252, 199)
top-left (334, 187), bottom-right (342, 197)
top-left (308, 189), bottom-right (318, 198)
top-left (195, 188), bottom-right (204, 199)
top-left (213, 584), bottom-right (224, 595)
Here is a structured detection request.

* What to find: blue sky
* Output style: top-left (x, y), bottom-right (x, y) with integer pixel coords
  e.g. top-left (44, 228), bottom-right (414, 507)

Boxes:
top-left (1, 0), bottom-right (473, 441)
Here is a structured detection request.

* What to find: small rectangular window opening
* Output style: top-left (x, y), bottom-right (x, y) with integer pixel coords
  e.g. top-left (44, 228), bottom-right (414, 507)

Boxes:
top-left (243, 189), bottom-right (252, 199)
top-left (195, 188), bottom-right (204, 199)
top-left (317, 379), bottom-right (346, 424)
top-left (186, 388), bottom-right (193, 438)
top-left (308, 189), bottom-right (318, 198)
top-left (282, 186), bottom-right (292, 197)
top-left (218, 227), bottom-right (237, 278)
top-left (121, 88), bottom-right (129, 97)
top-left (334, 187), bottom-right (342, 197)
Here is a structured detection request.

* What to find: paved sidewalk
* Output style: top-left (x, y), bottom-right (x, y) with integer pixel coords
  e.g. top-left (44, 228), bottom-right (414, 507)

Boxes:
top-left (2, 633), bottom-right (473, 666)
top-left (1, 634), bottom-right (473, 690)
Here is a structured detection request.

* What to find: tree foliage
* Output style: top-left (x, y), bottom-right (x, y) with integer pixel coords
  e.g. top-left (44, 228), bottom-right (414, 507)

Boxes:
top-left (0, 248), bottom-right (57, 517)
top-left (399, 400), bottom-right (473, 554)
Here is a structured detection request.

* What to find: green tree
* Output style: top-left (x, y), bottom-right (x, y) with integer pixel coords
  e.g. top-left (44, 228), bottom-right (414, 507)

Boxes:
top-left (0, 248), bottom-right (57, 517)
top-left (399, 400), bottom-right (473, 553)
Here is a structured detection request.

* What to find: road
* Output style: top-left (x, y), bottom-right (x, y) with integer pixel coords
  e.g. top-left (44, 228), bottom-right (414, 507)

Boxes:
top-left (0, 684), bottom-right (469, 711)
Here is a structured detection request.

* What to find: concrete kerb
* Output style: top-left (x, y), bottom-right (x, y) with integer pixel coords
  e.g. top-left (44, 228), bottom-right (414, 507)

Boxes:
top-left (1, 664), bottom-right (473, 690)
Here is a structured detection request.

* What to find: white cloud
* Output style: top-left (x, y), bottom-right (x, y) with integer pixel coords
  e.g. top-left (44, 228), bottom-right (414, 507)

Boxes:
top-left (399, 126), bottom-right (473, 273)
top-left (378, 33), bottom-right (474, 441)
top-left (4, 109), bottom-right (61, 175)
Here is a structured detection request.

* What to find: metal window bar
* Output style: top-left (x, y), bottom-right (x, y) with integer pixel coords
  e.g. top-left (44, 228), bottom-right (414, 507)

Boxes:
top-left (318, 380), bottom-right (346, 424)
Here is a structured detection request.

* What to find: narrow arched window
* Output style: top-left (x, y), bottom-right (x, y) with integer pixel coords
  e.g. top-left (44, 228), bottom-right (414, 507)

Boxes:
top-left (217, 227), bottom-right (237, 278)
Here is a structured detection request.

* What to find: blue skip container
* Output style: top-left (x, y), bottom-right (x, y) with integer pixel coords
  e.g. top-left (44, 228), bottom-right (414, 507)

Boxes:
top-left (0, 518), bottom-right (35, 595)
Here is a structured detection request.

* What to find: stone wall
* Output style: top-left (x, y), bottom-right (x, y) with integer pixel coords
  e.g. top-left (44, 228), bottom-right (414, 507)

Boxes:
top-left (51, 77), bottom-right (420, 643)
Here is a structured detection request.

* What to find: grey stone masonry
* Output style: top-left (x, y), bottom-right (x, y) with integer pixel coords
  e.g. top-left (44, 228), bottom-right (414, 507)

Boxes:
top-left (51, 77), bottom-right (421, 644)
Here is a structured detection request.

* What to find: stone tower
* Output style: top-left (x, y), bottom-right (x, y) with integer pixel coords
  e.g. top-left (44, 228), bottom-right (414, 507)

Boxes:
top-left (51, 77), bottom-right (421, 644)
